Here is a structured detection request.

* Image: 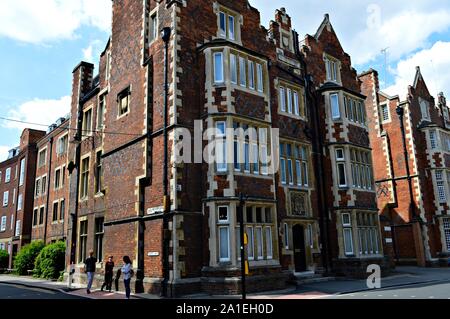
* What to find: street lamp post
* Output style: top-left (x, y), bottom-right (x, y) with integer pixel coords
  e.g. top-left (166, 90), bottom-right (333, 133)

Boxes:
top-left (161, 26), bottom-right (171, 298)
top-left (238, 193), bottom-right (247, 300)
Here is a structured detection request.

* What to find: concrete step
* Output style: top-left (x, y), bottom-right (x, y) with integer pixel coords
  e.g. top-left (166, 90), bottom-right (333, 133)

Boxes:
top-left (294, 272), bottom-right (337, 285)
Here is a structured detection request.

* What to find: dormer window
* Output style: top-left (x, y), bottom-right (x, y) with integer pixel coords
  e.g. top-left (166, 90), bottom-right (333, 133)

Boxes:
top-left (420, 98), bottom-right (430, 120)
top-left (325, 55), bottom-right (340, 83)
top-left (217, 6), bottom-right (239, 42)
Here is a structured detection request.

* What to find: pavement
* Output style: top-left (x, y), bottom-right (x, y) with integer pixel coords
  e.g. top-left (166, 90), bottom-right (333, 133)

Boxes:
top-left (0, 266), bottom-right (449, 299)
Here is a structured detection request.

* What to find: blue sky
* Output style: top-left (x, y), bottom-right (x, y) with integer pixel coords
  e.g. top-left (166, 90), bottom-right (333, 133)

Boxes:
top-left (1, 0), bottom-right (450, 161)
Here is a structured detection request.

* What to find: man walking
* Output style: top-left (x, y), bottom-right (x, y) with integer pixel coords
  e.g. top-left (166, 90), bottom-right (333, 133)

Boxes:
top-left (84, 250), bottom-right (97, 294)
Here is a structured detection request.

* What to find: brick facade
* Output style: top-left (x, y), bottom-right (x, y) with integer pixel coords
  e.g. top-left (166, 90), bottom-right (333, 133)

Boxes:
top-left (0, 1), bottom-right (397, 294)
top-left (360, 67), bottom-right (450, 267)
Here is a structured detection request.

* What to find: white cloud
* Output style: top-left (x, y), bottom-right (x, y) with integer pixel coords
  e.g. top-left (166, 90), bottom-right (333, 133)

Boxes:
top-left (3, 96), bottom-right (71, 131)
top-left (0, 146), bottom-right (12, 162)
top-left (82, 40), bottom-right (103, 63)
top-left (385, 41), bottom-right (450, 100)
top-left (253, 0), bottom-right (450, 66)
top-left (0, 0), bottom-right (111, 44)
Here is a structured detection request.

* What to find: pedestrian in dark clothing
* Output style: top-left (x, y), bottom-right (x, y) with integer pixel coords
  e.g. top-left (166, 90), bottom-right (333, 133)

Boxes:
top-left (84, 250), bottom-right (97, 294)
top-left (121, 256), bottom-right (133, 299)
top-left (101, 256), bottom-right (114, 292)
top-left (114, 268), bottom-right (122, 292)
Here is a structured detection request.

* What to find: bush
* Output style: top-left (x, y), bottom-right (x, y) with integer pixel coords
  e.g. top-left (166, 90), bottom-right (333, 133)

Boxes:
top-left (13, 241), bottom-right (45, 275)
top-left (34, 241), bottom-right (66, 280)
top-left (0, 250), bottom-right (9, 269)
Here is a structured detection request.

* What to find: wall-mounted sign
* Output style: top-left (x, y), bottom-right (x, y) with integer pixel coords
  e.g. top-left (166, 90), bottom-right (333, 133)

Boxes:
top-left (385, 238), bottom-right (393, 244)
top-left (148, 252), bottom-right (160, 257)
top-left (147, 206), bottom-right (164, 215)
top-left (384, 226), bottom-right (392, 232)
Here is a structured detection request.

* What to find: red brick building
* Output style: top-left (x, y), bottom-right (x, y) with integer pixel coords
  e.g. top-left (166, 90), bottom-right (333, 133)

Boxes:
top-left (360, 67), bottom-right (450, 267)
top-left (0, 1), bottom-right (390, 295)
top-left (0, 129), bottom-right (45, 268)
top-left (31, 118), bottom-right (70, 244)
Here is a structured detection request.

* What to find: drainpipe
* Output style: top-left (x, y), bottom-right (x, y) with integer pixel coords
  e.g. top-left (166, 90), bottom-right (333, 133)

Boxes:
top-left (43, 137), bottom-right (54, 244)
top-left (161, 26), bottom-right (172, 298)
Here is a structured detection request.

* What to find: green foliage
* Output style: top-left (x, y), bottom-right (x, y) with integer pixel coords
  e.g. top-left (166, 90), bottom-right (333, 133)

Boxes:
top-left (0, 250), bottom-right (9, 269)
top-left (13, 241), bottom-right (45, 275)
top-left (34, 241), bottom-right (66, 280)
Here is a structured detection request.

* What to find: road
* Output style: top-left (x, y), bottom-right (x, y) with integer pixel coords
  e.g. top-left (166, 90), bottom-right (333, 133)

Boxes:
top-left (0, 283), bottom-right (84, 299)
top-left (328, 280), bottom-right (450, 299)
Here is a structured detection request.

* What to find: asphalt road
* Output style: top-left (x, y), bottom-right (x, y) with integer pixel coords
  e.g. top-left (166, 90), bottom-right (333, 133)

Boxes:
top-left (0, 283), bottom-right (84, 299)
top-left (329, 280), bottom-right (450, 299)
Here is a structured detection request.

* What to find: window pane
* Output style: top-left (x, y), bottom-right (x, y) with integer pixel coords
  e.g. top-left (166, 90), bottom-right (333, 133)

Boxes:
top-left (287, 88), bottom-right (293, 113)
top-left (280, 158), bottom-right (286, 184)
top-left (257, 64), bottom-right (263, 92)
top-left (294, 92), bottom-right (300, 116)
top-left (219, 12), bottom-right (226, 36)
top-left (265, 227), bottom-right (273, 259)
top-left (331, 94), bottom-right (340, 119)
top-left (256, 227), bottom-right (263, 259)
top-left (214, 52), bottom-right (224, 83)
top-left (244, 142), bottom-right (250, 172)
top-left (230, 54), bottom-right (237, 84)
top-left (338, 163), bottom-right (346, 186)
top-left (280, 87), bottom-right (286, 112)
top-left (219, 227), bottom-right (230, 261)
top-left (296, 160), bottom-right (302, 186)
top-left (288, 159), bottom-right (294, 185)
top-left (343, 228), bottom-right (354, 255)
top-left (239, 57), bottom-right (246, 87)
top-left (248, 61), bottom-right (255, 89)
top-left (246, 227), bottom-right (254, 260)
top-left (228, 15), bottom-right (235, 40)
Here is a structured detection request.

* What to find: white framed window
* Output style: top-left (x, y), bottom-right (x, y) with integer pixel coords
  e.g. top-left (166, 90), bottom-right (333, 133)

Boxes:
top-left (239, 56), bottom-right (246, 87)
top-left (41, 175), bottom-right (47, 195)
top-left (420, 99), bottom-right (430, 120)
top-left (287, 88), bottom-right (293, 114)
top-left (5, 167), bottom-right (11, 183)
top-left (357, 213), bottom-right (380, 256)
top-left (57, 134), bottom-right (69, 156)
top-left (265, 226), bottom-right (273, 260)
top-left (10, 214), bottom-right (14, 230)
top-left (15, 220), bottom-right (21, 237)
top-left (97, 95), bottom-right (106, 130)
top-left (279, 87), bottom-right (286, 112)
top-left (35, 178), bottom-right (41, 198)
top-left (325, 56), bottom-right (339, 82)
top-left (330, 93), bottom-right (340, 119)
top-left (336, 149), bottom-right (347, 187)
top-left (3, 191), bottom-right (8, 207)
top-left (60, 199), bottom-right (65, 221)
top-left (244, 141), bottom-right (250, 173)
top-left (255, 226), bottom-right (263, 260)
top-left (82, 107), bottom-right (93, 137)
top-left (219, 11), bottom-right (226, 37)
top-left (149, 13), bottom-right (158, 42)
top-left (0, 216), bottom-right (6, 232)
top-left (54, 168), bottom-right (61, 190)
top-left (256, 63), bottom-right (263, 92)
top-left (215, 121), bottom-right (227, 172)
top-left (259, 128), bottom-right (269, 176)
top-left (213, 52), bottom-right (224, 84)
top-left (443, 218), bottom-right (450, 252)
top-left (293, 92), bottom-right (300, 116)
top-left (217, 206), bottom-right (230, 262)
top-left (251, 143), bottom-right (259, 174)
top-left (17, 194), bottom-right (22, 211)
top-left (228, 15), bottom-right (235, 40)
top-left (280, 157), bottom-right (287, 184)
top-left (80, 157), bottom-right (90, 199)
top-left (230, 54), bottom-right (237, 84)
top-left (19, 159), bottom-right (25, 186)
top-left (381, 103), bottom-right (390, 123)
top-left (430, 130), bottom-right (437, 149)
top-left (436, 170), bottom-right (446, 202)
top-left (248, 60), bottom-right (255, 89)
top-left (342, 213), bottom-right (354, 256)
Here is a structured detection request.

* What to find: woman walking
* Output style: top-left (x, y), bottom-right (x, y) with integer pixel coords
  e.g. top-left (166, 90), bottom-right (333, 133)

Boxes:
top-left (101, 256), bottom-right (114, 292)
top-left (121, 256), bottom-right (133, 299)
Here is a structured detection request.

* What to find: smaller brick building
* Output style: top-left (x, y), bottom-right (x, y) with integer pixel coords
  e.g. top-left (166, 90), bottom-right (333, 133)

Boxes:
top-left (360, 67), bottom-right (450, 267)
top-left (0, 129), bottom-right (45, 268)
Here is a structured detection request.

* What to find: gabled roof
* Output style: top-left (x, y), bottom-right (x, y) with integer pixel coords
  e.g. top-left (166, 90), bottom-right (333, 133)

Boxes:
top-left (311, 13), bottom-right (344, 53)
top-left (378, 90), bottom-right (399, 101)
top-left (411, 66), bottom-right (432, 97)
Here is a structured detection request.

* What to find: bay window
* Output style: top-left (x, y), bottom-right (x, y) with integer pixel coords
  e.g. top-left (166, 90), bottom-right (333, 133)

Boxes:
top-left (342, 213), bottom-right (354, 256)
top-left (336, 148), bottom-right (347, 187)
top-left (216, 122), bottom-right (227, 172)
top-left (214, 52), bottom-right (224, 84)
top-left (330, 93), bottom-right (341, 120)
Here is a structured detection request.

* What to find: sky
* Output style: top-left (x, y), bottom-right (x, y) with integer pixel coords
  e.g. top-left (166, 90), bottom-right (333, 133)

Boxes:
top-left (1, 0), bottom-right (450, 161)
